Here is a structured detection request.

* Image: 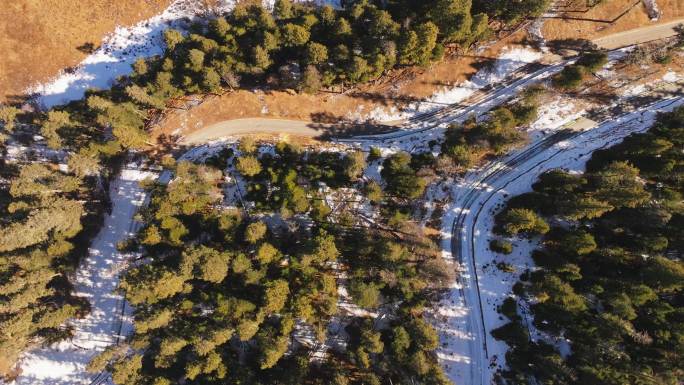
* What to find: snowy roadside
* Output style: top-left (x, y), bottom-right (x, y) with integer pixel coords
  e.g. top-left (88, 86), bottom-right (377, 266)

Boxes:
top-left (434, 94), bottom-right (684, 385)
top-left (10, 165), bottom-right (157, 385)
top-left (349, 47), bottom-right (544, 124)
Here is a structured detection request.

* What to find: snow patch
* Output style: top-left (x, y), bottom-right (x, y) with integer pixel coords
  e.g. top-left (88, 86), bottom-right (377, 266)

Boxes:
top-left (351, 46), bottom-right (543, 123)
top-left (12, 163), bottom-right (157, 385)
top-left (27, 0), bottom-right (339, 108)
top-left (525, 98), bottom-right (584, 140)
top-left (663, 70), bottom-right (680, 82)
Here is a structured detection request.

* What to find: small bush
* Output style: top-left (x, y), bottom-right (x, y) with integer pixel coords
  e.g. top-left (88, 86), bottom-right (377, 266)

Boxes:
top-left (576, 51), bottom-right (608, 72)
top-left (491, 322), bottom-right (529, 347)
top-left (553, 65), bottom-right (584, 90)
top-left (490, 239), bottom-right (513, 254)
top-left (655, 54), bottom-right (672, 64)
top-left (497, 208), bottom-right (549, 236)
top-left (116, 237), bottom-right (136, 252)
top-left (498, 297), bottom-right (519, 321)
top-left (368, 147), bottom-right (382, 162)
top-left (497, 261), bottom-right (516, 273)
top-left (512, 281), bottom-right (526, 296)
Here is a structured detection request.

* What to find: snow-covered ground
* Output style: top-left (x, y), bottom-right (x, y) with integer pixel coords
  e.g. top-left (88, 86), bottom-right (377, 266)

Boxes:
top-left (433, 94), bottom-right (684, 385)
top-left (350, 47), bottom-right (544, 123)
top-left (11, 165), bottom-right (157, 385)
top-left (9, 141), bottom-right (229, 384)
top-left (27, 0), bottom-right (237, 109)
top-left (26, 0), bottom-right (339, 109)
top-left (3, 138), bottom-right (68, 165)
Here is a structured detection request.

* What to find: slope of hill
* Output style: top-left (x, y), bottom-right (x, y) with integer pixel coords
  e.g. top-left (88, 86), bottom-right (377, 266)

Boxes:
top-left (0, 0), bottom-right (172, 103)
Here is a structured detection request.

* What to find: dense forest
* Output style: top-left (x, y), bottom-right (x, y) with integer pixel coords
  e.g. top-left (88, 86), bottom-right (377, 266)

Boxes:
top-left (0, 0), bottom-right (550, 379)
top-left (492, 107), bottom-right (684, 384)
top-left (89, 141), bottom-right (453, 385)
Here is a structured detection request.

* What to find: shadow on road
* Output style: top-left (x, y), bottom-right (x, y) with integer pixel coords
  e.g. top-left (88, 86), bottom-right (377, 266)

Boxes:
top-left (308, 112), bottom-right (396, 139)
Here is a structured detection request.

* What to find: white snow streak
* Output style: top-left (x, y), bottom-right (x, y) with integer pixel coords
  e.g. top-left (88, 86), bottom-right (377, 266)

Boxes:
top-left (435, 95), bottom-right (684, 385)
top-left (356, 47), bottom-right (543, 123)
top-left (12, 165), bottom-right (157, 385)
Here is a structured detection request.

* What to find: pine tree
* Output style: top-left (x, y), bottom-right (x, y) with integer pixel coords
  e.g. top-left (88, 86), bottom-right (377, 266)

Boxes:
top-left (0, 105), bottom-right (20, 131)
top-left (237, 155), bottom-right (262, 177)
top-left (298, 65), bottom-right (322, 94)
top-left (305, 42), bottom-right (328, 65)
top-left (244, 221), bottom-right (267, 244)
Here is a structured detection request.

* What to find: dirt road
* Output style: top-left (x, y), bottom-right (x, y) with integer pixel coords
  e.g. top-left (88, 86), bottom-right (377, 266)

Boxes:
top-left (180, 118), bottom-right (326, 144)
top-left (593, 18), bottom-right (684, 49)
top-left (178, 21), bottom-right (684, 143)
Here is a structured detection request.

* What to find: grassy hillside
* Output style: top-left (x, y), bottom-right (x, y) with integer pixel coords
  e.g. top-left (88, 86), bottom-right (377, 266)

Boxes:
top-left (0, 0), bottom-right (172, 102)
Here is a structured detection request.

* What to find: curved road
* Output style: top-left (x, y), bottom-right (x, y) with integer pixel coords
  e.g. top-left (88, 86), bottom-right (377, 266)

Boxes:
top-left (441, 95), bottom-right (683, 385)
top-left (9, 20), bottom-right (683, 385)
top-left (177, 16), bottom-right (684, 146)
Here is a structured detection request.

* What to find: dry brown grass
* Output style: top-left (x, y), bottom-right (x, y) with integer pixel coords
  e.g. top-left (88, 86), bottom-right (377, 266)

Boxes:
top-left (0, 0), bottom-right (172, 103)
top-left (153, 32), bottom-right (528, 140)
top-left (543, 0), bottom-right (684, 42)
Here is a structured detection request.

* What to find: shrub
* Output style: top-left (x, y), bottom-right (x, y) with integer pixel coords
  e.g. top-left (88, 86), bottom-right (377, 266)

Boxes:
top-left (490, 322), bottom-right (529, 348)
top-left (368, 147), bottom-right (382, 162)
top-left (445, 144), bottom-right (474, 167)
top-left (498, 208), bottom-right (549, 236)
top-left (236, 155), bottom-right (263, 177)
top-left (497, 261), bottom-right (516, 273)
top-left (350, 281), bottom-right (381, 309)
top-left (298, 65), bottom-right (322, 94)
top-left (498, 297), bottom-right (519, 321)
top-left (512, 281), bottom-right (526, 296)
top-left (244, 221), bottom-right (267, 244)
top-left (490, 239), bottom-right (513, 254)
top-left (576, 51), bottom-right (608, 72)
top-left (553, 65), bottom-right (584, 90)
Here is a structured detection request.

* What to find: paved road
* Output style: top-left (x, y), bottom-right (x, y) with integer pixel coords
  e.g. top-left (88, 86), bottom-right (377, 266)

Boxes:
top-left (443, 94), bottom-right (683, 385)
top-left (176, 20), bottom-right (682, 144)
top-left (593, 18), bottom-right (684, 49)
top-left (180, 118), bottom-right (324, 144)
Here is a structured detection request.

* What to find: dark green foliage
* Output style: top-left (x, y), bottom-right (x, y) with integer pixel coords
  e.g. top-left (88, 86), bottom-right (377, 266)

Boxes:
top-left (368, 147), bottom-right (382, 162)
top-left (381, 152), bottom-right (427, 199)
top-left (107, 0), bottom-right (545, 105)
top-left (491, 321), bottom-right (529, 348)
top-left (499, 297), bottom-right (519, 320)
top-left (576, 51), bottom-right (608, 72)
top-left (490, 238), bottom-right (513, 254)
top-left (553, 65), bottom-right (584, 89)
top-left (494, 107), bottom-right (684, 384)
top-left (479, 0), bottom-right (551, 24)
top-left (553, 50), bottom-right (607, 90)
top-left (441, 88), bottom-right (542, 163)
top-left (244, 142), bottom-right (362, 216)
top-left (497, 207), bottom-right (549, 236)
top-left (137, 0), bottom-right (504, 98)
top-left (94, 140), bottom-right (456, 384)
top-left (103, 161), bottom-right (344, 384)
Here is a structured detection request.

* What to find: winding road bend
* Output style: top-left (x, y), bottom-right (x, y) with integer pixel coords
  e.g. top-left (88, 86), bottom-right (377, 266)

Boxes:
top-left (8, 18), bottom-right (684, 385)
top-left (438, 94), bottom-right (684, 385)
